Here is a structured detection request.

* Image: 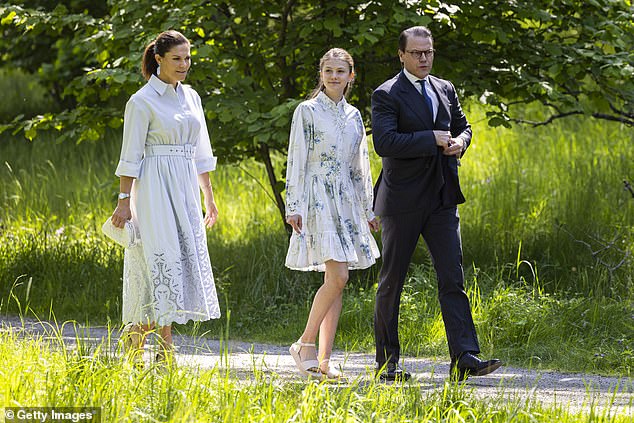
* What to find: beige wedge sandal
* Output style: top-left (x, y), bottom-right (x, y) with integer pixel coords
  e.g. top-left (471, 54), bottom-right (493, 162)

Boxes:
top-left (319, 359), bottom-right (347, 381)
top-left (289, 339), bottom-right (325, 380)
top-left (121, 323), bottom-right (144, 369)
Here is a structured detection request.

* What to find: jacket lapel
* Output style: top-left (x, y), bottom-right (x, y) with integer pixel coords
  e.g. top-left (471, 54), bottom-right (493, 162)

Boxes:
top-left (397, 72), bottom-right (434, 128)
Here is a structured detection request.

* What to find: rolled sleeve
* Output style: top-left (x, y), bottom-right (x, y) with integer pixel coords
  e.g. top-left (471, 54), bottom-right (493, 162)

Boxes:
top-left (115, 159), bottom-right (142, 177)
top-left (193, 92), bottom-right (218, 174)
top-left (115, 97), bottom-right (149, 178)
top-left (195, 156), bottom-right (217, 174)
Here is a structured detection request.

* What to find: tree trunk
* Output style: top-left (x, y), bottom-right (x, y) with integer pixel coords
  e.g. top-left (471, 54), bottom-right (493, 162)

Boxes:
top-left (258, 143), bottom-right (292, 235)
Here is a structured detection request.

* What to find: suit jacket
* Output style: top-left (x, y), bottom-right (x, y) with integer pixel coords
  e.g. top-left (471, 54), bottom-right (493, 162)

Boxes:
top-left (371, 71), bottom-right (472, 216)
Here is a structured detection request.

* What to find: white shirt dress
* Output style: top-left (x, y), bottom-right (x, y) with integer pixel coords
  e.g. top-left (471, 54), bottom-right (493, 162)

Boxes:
top-left (115, 75), bottom-right (220, 326)
top-left (285, 92), bottom-right (380, 272)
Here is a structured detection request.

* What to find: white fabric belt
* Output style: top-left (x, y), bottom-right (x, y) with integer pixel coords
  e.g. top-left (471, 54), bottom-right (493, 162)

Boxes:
top-left (145, 144), bottom-right (195, 159)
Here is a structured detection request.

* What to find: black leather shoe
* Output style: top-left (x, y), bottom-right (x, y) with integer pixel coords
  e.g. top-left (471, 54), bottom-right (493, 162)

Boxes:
top-left (376, 362), bottom-right (411, 382)
top-left (450, 353), bottom-right (502, 381)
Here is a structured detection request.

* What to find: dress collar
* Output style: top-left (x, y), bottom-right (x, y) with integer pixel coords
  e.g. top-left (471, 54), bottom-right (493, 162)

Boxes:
top-left (149, 74), bottom-right (181, 96)
top-left (316, 91), bottom-right (347, 113)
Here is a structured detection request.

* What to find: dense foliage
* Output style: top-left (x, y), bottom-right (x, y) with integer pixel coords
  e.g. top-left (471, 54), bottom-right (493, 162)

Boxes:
top-left (1, 0), bottom-right (633, 221)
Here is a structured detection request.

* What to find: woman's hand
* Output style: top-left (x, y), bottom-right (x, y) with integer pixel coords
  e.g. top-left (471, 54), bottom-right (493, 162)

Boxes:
top-left (286, 214), bottom-right (303, 234)
top-left (368, 217), bottom-right (380, 232)
top-left (111, 202), bottom-right (132, 228)
top-left (203, 198), bottom-right (218, 228)
top-left (198, 173), bottom-right (218, 228)
top-left (112, 177), bottom-right (134, 228)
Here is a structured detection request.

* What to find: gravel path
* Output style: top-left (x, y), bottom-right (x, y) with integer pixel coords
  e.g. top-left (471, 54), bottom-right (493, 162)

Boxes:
top-left (2, 316), bottom-right (632, 416)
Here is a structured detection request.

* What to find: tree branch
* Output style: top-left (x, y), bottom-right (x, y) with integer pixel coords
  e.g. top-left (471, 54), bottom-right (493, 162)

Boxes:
top-left (590, 113), bottom-right (634, 126)
top-left (511, 111), bottom-right (634, 127)
top-left (511, 111), bottom-right (583, 126)
top-left (558, 223), bottom-right (631, 283)
top-left (609, 102), bottom-right (634, 119)
top-left (277, 0), bottom-right (298, 99)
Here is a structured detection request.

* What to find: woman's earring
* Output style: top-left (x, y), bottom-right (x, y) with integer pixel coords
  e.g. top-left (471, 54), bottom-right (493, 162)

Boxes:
top-left (157, 64), bottom-right (161, 76)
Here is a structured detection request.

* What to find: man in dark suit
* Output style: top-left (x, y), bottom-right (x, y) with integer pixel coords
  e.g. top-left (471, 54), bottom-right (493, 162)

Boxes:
top-left (371, 26), bottom-right (502, 382)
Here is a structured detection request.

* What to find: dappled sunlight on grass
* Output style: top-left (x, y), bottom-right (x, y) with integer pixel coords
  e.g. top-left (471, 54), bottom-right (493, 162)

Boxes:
top-left (0, 102), bottom-right (632, 377)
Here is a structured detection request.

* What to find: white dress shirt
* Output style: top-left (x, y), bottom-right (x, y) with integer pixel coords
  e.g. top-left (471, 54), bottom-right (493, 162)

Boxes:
top-left (403, 68), bottom-right (438, 121)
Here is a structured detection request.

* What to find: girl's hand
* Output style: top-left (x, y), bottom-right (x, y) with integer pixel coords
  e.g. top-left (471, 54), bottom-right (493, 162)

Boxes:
top-left (286, 214), bottom-right (303, 234)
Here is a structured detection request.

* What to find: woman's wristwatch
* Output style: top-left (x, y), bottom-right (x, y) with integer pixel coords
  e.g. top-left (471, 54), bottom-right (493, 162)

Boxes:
top-left (118, 192), bottom-right (131, 200)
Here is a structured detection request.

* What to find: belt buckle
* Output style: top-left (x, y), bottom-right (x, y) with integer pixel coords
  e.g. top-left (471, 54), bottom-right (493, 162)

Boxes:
top-left (184, 144), bottom-right (194, 159)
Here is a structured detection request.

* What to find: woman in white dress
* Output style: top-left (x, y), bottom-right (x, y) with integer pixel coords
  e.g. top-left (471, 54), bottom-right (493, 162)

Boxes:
top-left (286, 48), bottom-right (380, 379)
top-left (110, 30), bottom-right (221, 364)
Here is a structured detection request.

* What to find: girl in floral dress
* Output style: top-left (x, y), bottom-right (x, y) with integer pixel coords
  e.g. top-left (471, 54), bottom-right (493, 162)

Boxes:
top-left (286, 48), bottom-right (380, 379)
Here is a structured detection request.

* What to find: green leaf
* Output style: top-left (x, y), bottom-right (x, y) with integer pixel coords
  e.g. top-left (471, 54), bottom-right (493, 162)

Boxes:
top-left (323, 17), bottom-right (343, 37)
top-left (1, 11), bottom-right (16, 25)
top-left (25, 126), bottom-right (37, 141)
top-left (112, 73), bottom-right (127, 84)
top-left (273, 180), bottom-right (285, 194)
top-left (488, 116), bottom-right (507, 127)
top-left (299, 25), bottom-right (314, 38)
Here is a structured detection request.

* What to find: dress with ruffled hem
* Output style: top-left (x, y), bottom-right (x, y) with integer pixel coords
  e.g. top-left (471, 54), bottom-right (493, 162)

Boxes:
top-left (284, 92), bottom-right (380, 272)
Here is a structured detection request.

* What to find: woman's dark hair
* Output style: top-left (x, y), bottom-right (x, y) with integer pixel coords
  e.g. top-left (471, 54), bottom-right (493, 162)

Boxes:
top-left (141, 30), bottom-right (190, 80)
top-left (309, 48), bottom-right (355, 99)
top-left (398, 26), bottom-right (433, 52)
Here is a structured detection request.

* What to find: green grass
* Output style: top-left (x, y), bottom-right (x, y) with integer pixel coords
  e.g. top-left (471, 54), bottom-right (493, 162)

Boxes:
top-left (459, 106), bottom-right (633, 291)
top-left (0, 327), bottom-right (629, 422)
top-left (0, 101), bottom-right (633, 380)
top-left (0, 109), bottom-right (634, 374)
top-left (1, 71), bottom-right (633, 421)
top-left (0, 69), bottom-right (58, 122)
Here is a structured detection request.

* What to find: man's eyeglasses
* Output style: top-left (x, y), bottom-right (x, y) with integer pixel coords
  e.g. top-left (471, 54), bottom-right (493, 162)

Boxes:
top-left (405, 49), bottom-right (435, 60)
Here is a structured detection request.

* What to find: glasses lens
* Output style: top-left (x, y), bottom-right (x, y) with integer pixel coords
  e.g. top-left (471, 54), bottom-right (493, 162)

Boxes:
top-left (409, 50), bottom-right (433, 59)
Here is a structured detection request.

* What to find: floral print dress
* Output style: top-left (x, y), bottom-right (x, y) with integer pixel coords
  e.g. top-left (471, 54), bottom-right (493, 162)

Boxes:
top-left (284, 92), bottom-right (380, 272)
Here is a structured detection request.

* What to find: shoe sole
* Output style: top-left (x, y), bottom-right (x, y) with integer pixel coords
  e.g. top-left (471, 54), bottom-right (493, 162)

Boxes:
top-left (471, 361), bottom-right (503, 377)
top-left (450, 360), bottom-right (503, 381)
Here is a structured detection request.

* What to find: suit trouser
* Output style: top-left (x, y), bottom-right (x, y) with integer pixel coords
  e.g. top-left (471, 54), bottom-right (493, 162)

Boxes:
top-left (374, 202), bottom-right (480, 365)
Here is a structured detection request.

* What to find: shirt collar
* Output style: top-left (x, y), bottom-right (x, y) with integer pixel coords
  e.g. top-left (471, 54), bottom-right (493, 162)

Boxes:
top-left (403, 68), bottom-right (427, 88)
top-left (316, 91), bottom-right (347, 112)
top-left (149, 74), bottom-right (181, 96)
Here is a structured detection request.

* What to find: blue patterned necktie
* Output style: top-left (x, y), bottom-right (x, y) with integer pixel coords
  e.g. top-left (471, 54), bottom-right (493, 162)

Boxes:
top-left (417, 79), bottom-right (434, 119)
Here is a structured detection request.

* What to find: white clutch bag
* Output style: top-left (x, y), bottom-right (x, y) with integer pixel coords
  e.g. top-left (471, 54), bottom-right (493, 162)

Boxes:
top-left (101, 217), bottom-right (141, 248)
